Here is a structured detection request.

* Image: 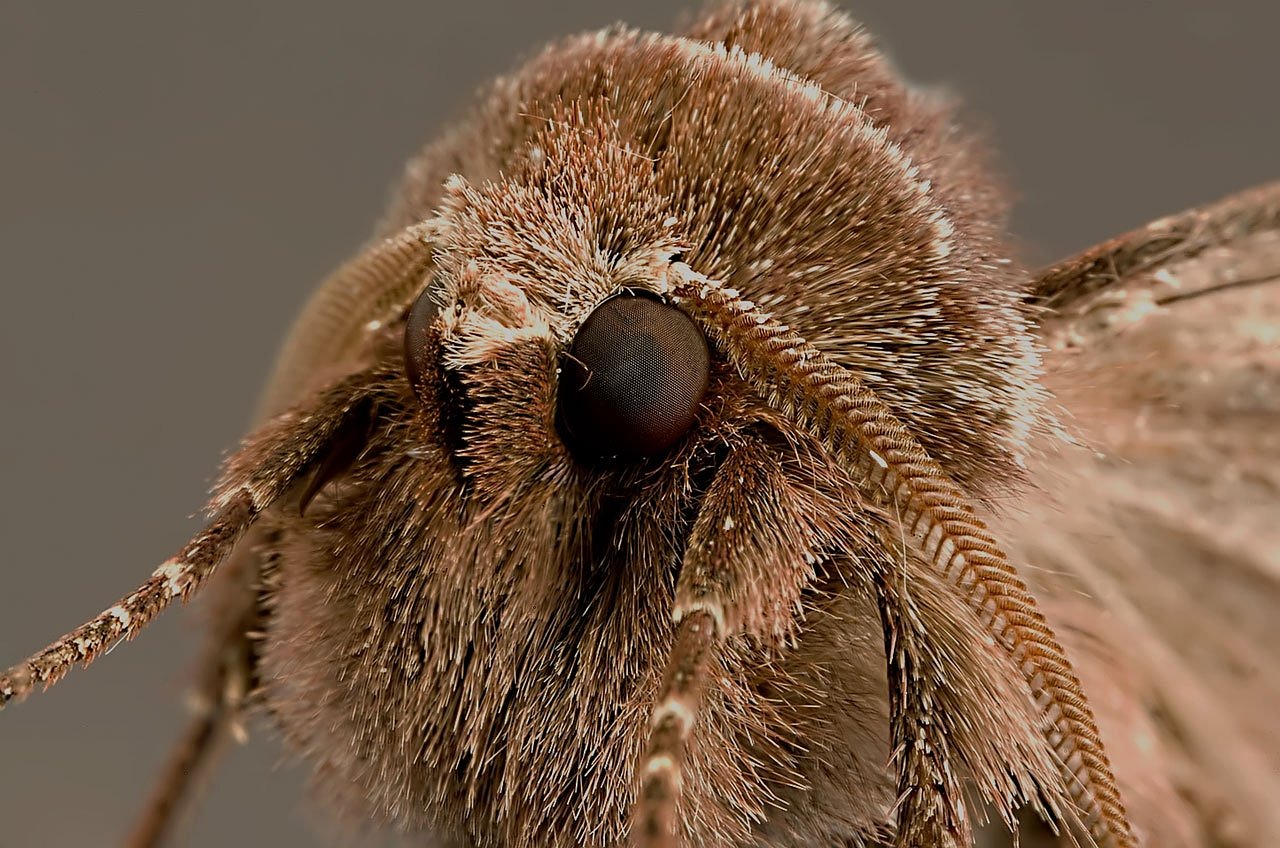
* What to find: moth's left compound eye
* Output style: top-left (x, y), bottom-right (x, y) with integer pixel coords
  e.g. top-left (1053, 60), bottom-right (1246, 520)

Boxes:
top-left (557, 291), bottom-right (710, 461)
top-left (403, 284), bottom-right (441, 402)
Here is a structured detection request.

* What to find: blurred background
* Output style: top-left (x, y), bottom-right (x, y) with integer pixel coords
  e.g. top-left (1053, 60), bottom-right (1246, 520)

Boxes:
top-left (1, 1), bottom-right (1276, 845)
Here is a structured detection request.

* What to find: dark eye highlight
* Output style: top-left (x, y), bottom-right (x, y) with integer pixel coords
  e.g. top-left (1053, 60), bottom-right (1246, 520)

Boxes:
top-left (557, 291), bottom-right (709, 461)
top-left (402, 284), bottom-right (441, 402)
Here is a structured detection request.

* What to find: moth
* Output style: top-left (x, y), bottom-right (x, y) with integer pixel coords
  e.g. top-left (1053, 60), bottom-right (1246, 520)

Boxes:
top-left (3, 1), bottom-right (1278, 847)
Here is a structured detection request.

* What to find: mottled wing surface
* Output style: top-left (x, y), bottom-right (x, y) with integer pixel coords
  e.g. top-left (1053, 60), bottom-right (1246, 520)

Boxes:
top-left (984, 183), bottom-right (1280, 848)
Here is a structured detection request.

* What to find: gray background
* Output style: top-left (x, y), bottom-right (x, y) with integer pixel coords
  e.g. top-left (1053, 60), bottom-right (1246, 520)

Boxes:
top-left (0, 1), bottom-right (1275, 845)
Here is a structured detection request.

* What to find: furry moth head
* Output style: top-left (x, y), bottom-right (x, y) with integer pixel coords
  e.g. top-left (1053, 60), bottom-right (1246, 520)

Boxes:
top-left (1, 3), bottom-right (1138, 847)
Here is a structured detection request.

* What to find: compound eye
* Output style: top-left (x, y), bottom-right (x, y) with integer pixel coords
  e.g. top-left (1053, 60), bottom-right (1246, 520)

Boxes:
top-left (557, 292), bottom-right (710, 461)
top-left (403, 284), bottom-right (441, 402)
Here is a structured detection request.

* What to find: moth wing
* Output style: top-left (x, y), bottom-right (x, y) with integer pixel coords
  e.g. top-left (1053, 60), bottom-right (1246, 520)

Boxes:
top-left (990, 183), bottom-right (1280, 847)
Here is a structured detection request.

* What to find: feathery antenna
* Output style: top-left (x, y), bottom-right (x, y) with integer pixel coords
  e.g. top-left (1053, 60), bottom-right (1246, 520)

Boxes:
top-left (0, 494), bottom-right (255, 709)
top-left (0, 370), bottom-right (380, 710)
top-left (661, 262), bottom-right (1136, 848)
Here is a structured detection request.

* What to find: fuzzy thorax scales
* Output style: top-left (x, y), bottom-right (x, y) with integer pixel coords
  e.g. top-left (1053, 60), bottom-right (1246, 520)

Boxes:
top-left (412, 21), bottom-right (1043, 500)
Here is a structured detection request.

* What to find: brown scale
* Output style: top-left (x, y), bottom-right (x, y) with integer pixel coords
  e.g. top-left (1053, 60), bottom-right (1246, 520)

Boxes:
top-left (4, 2), bottom-right (1279, 848)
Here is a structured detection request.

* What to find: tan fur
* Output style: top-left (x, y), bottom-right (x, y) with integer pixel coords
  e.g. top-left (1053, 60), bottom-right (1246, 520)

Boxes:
top-left (253, 2), bottom-right (1064, 845)
top-left (5, 3), bottom-right (1276, 847)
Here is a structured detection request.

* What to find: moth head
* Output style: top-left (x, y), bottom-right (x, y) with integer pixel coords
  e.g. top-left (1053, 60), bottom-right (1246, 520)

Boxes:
top-left (1, 48), bottom-right (1130, 848)
top-left (368, 115), bottom-right (1117, 842)
top-left (394, 152), bottom-right (730, 509)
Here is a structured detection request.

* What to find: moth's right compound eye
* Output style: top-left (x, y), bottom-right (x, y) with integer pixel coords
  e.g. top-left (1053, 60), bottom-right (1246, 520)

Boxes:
top-left (403, 284), bottom-right (441, 402)
top-left (557, 291), bottom-right (710, 462)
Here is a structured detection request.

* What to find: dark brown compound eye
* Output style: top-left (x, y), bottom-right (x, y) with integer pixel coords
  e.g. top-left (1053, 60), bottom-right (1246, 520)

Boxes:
top-left (403, 284), bottom-right (441, 401)
top-left (557, 291), bottom-right (710, 461)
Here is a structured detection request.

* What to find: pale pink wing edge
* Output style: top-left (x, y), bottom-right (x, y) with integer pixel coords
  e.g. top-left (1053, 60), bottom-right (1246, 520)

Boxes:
top-left (990, 182), bottom-right (1280, 847)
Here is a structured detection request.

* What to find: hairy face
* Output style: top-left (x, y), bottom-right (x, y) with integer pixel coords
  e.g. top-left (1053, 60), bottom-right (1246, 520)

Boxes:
top-left (0, 5), bottom-right (1146, 848)
top-left (248, 27), bottom-right (1067, 848)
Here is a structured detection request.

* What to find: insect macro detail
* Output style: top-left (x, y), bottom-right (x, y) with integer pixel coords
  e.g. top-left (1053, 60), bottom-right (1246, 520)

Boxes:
top-left (4, 2), bottom-right (1279, 847)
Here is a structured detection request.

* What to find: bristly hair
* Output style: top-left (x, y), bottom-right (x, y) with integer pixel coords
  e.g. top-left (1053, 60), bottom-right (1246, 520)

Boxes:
top-left (265, 2), bottom-right (1124, 843)
top-left (0, 3), bottom-right (1157, 847)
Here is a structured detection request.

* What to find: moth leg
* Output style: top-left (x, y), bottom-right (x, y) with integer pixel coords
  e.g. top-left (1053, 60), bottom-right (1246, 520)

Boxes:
top-left (872, 568), bottom-right (970, 848)
top-left (130, 708), bottom-right (226, 848)
top-left (857, 528), bottom-right (1089, 848)
top-left (635, 434), bottom-right (834, 848)
top-left (119, 360), bottom-right (399, 843)
top-left (636, 606), bottom-right (717, 848)
top-left (125, 653), bottom-right (235, 848)
top-left (120, 220), bottom-right (444, 837)
top-left (126, 532), bottom-right (268, 848)
top-left (0, 368), bottom-right (382, 709)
